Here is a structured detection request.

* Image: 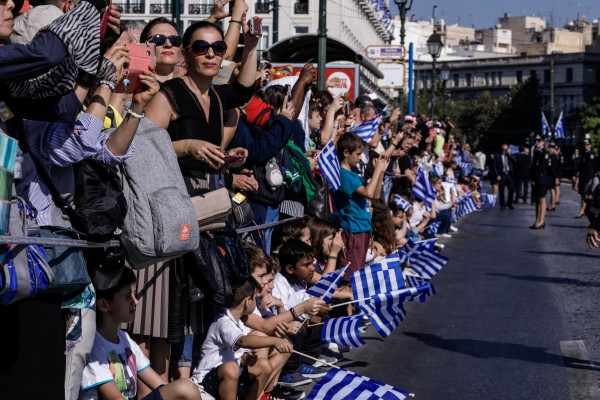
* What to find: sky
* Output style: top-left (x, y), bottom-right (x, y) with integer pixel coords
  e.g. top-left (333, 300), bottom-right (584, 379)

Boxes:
top-left (391, 0), bottom-right (600, 29)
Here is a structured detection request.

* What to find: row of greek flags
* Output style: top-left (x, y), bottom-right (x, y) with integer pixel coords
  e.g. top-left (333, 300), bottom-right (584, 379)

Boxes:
top-left (541, 111), bottom-right (565, 139)
top-left (305, 242), bottom-right (448, 398)
top-left (317, 112), bottom-right (385, 192)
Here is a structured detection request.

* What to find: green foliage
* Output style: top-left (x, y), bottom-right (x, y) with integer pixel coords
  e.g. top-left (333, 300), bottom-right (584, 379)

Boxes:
top-left (578, 96), bottom-right (600, 154)
top-left (456, 91), bottom-right (506, 150)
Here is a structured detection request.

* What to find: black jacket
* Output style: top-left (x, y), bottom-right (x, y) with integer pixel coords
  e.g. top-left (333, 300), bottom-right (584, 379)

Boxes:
top-left (515, 152), bottom-right (531, 179)
top-left (530, 147), bottom-right (551, 186)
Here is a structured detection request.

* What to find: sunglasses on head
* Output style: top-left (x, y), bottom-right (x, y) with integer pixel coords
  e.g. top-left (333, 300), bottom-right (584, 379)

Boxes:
top-left (148, 34), bottom-right (182, 47)
top-left (189, 40), bottom-right (227, 56)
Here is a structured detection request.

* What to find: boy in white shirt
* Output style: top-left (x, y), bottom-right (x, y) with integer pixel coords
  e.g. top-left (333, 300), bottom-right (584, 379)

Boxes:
top-left (191, 278), bottom-right (293, 400)
top-left (80, 268), bottom-right (200, 400)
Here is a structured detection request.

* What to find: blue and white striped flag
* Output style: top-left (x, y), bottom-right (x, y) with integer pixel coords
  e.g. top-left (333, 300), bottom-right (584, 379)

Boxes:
top-left (306, 264), bottom-right (349, 303)
top-left (351, 252), bottom-right (405, 305)
top-left (405, 274), bottom-right (436, 302)
top-left (322, 315), bottom-right (365, 348)
top-left (555, 111), bottom-right (565, 139)
top-left (426, 221), bottom-right (441, 236)
top-left (412, 169), bottom-right (437, 206)
top-left (415, 238), bottom-right (437, 250)
top-left (317, 140), bottom-right (341, 192)
top-left (433, 162), bottom-right (445, 177)
top-left (393, 194), bottom-right (412, 212)
top-left (307, 368), bottom-right (410, 400)
top-left (480, 193), bottom-right (497, 208)
top-left (542, 112), bottom-right (551, 137)
top-left (401, 240), bottom-right (448, 279)
top-left (348, 112), bottom-right (385, 142)
top-left (456, 192), bottom-right (478, 219)
top-left (445, 177), bottom-right (457, 185)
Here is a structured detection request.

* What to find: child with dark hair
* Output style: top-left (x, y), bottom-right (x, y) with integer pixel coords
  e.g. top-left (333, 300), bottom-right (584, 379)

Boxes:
top-left (80, 268), bottom-right (201, 400)
top-left (191, 278), bottom-right (293, 400)
top-left (335, 131), bottom-right (390, 281)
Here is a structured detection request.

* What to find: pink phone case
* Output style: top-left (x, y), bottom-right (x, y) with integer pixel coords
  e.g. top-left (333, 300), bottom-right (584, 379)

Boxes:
top-left (99, 0), bottom-right (112, 42)
top-left (115, 43), bottom-right (157, 92)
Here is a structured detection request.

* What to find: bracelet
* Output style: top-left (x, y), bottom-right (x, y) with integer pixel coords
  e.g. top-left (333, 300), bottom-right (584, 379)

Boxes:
top-left (97, 80), bottom-right (116, 93)
top-left (390, 142), bottom-right (397, 148)
top-left (230, 19), bottom-right (242, 24)
top-left (125, 107), bottom-right (145, 119)
top-left (328, 255), bottom-right (338, 260)
top-left (290, 307), bottom-right (299, 320)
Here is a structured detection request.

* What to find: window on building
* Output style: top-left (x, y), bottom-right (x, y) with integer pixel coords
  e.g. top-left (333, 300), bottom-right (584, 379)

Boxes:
top-left (453, 74), bottom-right (459, 88)
top-left (255, 0), bottom-right (270, 14)
top-left (596, 68), bottom-right (600, 84)
top-left (566, 68), bottom-right (573, 83)
top-left (485, 72), bottom-right (490, 86)
top-left (294, 0), bottom-right (308, 14)
top-left (295, 26), bottom-right (309, 34)
top-left (498, 71), bottom-right (503, 86)
top-left (530, 70), bottom-right (538, 83)
top-left (258, 25), bottom-right (270, 53)
top-left (544, 69), bottom-right (551, 83)
top-left (466, 73), bottom-right (472, 87)
top-left (516, 70), bottom-right (523, 83)
top-left (490, 72), bottom-right (496, 86)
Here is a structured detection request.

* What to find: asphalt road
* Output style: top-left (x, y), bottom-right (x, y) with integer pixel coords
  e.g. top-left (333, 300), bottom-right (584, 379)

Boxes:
top-left (333, 184), bottom-right (600, 400)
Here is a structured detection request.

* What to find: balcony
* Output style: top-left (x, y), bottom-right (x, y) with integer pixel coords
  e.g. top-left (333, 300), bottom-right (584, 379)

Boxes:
top-left (255, 2), bottom-right (270, 14)
top-left (114, 3), bottom-right (145, 13)
top-left (189, 3), bottom-right (212, 14)
top-left (150, 3), bottom-right (171, 13)
top-left (294, 2), bottom-right (308, 14)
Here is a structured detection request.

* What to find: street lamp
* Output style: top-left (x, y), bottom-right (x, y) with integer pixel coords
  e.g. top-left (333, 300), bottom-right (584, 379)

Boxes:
top-left (394, 0), bottom-right (413, 112)
top-left (440, 65), bottom-right (450, 116)
top-left (427, 32), bottom-right (443, 120)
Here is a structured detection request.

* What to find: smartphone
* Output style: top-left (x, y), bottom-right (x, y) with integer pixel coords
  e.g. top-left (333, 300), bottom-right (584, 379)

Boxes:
top-left (224, 154), bottom-right (245, 164)
top-left (116, 43), bottom-right (156, 92)
top-left (284, 84), bottom-right (292, 102)
top-left (99, 0), bottom-right (112, 42)
top-left (249, 16), bottom-right (262, 36)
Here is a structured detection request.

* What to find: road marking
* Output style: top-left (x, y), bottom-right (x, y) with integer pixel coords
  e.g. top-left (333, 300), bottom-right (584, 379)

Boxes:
top-left (560, 340), bottom-right (600, 400)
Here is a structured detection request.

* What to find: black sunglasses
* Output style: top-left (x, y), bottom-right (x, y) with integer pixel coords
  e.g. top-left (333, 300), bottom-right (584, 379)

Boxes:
top-left (148, 34), bottom-right (182, 47)
top-left (189, 40), bottom-right (227, 56)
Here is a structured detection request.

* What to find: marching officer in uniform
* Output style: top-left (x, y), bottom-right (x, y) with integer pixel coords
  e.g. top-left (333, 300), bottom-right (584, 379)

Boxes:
top-left (576, 139), bottom-right (596, 219)
top-left (530, 135), bottom-right (551, 229)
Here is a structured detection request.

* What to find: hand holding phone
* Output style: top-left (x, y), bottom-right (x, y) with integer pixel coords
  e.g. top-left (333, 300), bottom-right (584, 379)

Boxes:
top-left (116, 43), bottom-right (156, 92)
top-left (249, 16), bottom-right (262, 36)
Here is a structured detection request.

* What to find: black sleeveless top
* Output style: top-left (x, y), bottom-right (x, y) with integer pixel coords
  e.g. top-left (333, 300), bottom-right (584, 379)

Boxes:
top-left (160, 78), bottom-right (254, 177)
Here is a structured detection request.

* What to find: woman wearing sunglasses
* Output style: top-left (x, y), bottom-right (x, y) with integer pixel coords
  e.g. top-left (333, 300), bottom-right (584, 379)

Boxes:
top-left (140, 17), bottom-right (182, 83)
top-left (146, 15), bottom-right (259, 176)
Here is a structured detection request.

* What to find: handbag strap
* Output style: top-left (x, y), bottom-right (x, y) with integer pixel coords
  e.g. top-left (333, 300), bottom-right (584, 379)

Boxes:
top-left (211, 86), bottom-right (225, 148)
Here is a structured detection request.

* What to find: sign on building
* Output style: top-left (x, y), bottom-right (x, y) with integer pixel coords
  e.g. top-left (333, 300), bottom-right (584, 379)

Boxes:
top-left (366, 45), bottom-right (405, 60)
top-left (376, 62), bottom-right (405, 89)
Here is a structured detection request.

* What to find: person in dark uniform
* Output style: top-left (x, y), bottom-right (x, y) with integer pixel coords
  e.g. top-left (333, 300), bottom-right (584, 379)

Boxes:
top-left (494, 143), bottom-right (515, 210)
top-left (514, 147), bottom-right (531, 203)
top-left (576, 139), bottom-right (596, 218)
top-left (556, 145), bottom-right (564, 205)
top-left (572, 149), bottom-right (581, 190)
top-left (548, 144), bottom-right (561, 211)
top-left (530, 135), bottom-right (551, 229)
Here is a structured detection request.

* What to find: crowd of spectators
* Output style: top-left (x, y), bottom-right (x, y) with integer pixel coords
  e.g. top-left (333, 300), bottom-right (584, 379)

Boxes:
top-left (0, 0), bottom-right (491, 399)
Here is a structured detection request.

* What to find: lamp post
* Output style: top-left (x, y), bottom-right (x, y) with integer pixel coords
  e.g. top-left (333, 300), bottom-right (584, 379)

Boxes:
top-left (394, 0), bottom-right (413, 111)
top-left (427, 32), bottom-right (443, 120)
top-left (440, 65), bottom-right (450, 116)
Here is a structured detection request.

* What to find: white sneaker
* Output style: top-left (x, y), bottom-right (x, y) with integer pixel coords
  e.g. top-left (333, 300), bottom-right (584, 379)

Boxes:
top-left (449, 226), bottom-right (458, 232)
top-left (438, 233), bottom-right (452, 238)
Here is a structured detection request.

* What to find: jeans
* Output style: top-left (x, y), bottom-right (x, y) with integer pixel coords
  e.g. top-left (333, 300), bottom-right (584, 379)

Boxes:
top-left (249, 202), bottom-right (280, 255)
top-left (434, 209), bottom-right (453, 234)
top-left (381, 175), bottom-right (393, 203)
top-left (170, 333), bottom-right (196, 368)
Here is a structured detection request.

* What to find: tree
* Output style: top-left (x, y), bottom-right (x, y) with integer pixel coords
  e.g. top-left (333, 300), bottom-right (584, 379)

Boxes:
top-left (578, 96), bottom-right (600, 154)
top-left (456, 91), bottom-right (505, 150)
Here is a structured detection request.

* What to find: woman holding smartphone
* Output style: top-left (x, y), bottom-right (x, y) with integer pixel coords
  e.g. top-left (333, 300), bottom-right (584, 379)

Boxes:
top-left (140, 17), bottom-right (183, 83)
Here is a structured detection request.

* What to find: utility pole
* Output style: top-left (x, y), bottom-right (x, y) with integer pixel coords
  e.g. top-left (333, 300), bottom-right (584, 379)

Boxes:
top-left (317, 0), bottom-right (327, 90)
top-left (550, 58), bottom-right (555, 139)
top-left (272, 0), bottom-right (279, 44)
top-left (172, 0), bottom-right (181, 32)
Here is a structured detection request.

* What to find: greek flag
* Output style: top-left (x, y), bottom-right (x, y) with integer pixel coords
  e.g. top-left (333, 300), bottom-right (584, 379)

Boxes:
top-left (480, 193), bottom-right (497, 208)
top-left (348, 112), bottom-right (384, 142)
top-left (317, 140), bottom-right (341, 192)
top-left (542, 112), bottom-right (551, 137)
top-left (555, 111), bottom-right (565, 139)
top-left (351, 252), bottom-right (405, 305)
top-left (456, 193), bottom-right (478, 219)
top-left (357, 286), bottom-right (429, 338)
top-left (426, 221), bottom-right (441, 236)
top-left (401, 240), bottom-right (448, 279)
top-left (445, 177), bottom-right (457, 185)
top-left (307, 368), bottom-right (410, 400)
top-left (322, 315), bottom-right (365, 348)
top-left (306, 264), bottom-right (349, 303)
top-left (412, 169), bottom-right (437, 206)
top-left (433, 162), bottom-right (445, 177)
top-left (405, 274), bottom-right (436, 302)
top-left (415, 238), bottom-right (437, 250)
top-left (393, 194), bottom-right (412, 212)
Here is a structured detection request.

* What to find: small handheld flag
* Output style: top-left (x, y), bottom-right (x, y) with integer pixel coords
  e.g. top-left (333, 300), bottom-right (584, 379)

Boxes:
top-left (456, 192), bottom-right (478, 219)
top-left (317, 140), bottom-right (341, 192)
top-left (351, 252), bottom-right (405, 305)
top-left (322, 315), bottom-right (365, 348)
top-left (393, 194), bottom-right (412, 212)
top-left (412, 169), bottom-right (437, 206)
top-left (401, 240), bottom-right (448, 279)
top-left (306, 264), bottom-right (349, 303)
top-left (426, 221), bottom-right (441, 236)
top-left (348, 111), bottom-right (385, 142)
